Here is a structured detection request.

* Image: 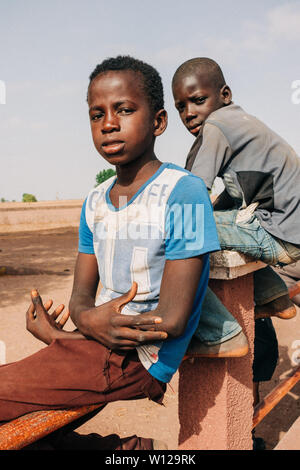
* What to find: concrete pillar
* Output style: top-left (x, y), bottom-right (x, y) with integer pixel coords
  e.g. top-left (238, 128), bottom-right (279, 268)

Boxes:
top-left (178, 251), bottom-right (266, 450)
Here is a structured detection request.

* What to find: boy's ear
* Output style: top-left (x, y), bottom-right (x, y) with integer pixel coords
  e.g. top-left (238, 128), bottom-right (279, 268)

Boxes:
top-left (153, 109), bottom-right (168, 137)
top-left (220, 85), bottom-right (232, 105)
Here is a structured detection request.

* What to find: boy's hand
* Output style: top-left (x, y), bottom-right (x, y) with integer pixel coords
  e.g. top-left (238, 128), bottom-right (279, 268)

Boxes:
top-left (78, 282), bottom-right (168, 350)
top-left (26, 290), bottom-right (70, 345)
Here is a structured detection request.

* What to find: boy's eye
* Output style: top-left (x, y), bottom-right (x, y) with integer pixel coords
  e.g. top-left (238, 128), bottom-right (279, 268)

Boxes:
top-left (175, 103), bottom-right (185, 113)
top-left (194, 97), bottom-right (206, 105)
top-left (119, 107), bottom-right (134, 115)
top-left (91, 113), bottom-right (103, 121)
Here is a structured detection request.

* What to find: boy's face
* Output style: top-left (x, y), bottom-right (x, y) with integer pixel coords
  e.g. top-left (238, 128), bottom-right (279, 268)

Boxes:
top-left (172, 74), bottom-right (231, 137)
top-left (88, 70), bottom-right (166, 167)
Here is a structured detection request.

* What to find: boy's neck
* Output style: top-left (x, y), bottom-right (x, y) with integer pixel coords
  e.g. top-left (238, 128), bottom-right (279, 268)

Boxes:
top-left (115, 154), bottom-right (162, 187)
top-left (109, 155), bottom-right (162, 209)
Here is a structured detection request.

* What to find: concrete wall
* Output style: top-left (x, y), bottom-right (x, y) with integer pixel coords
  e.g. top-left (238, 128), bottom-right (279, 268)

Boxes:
top-left (0, 200), bottom-right (83, 233)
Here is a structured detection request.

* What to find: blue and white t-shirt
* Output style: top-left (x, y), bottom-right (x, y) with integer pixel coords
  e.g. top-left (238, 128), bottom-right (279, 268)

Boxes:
top-left (79, 162), bottom-right (220, 383)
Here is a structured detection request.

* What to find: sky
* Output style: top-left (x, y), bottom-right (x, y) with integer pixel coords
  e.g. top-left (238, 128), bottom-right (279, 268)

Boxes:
top-left (1, 0), bottom-right (300, 201)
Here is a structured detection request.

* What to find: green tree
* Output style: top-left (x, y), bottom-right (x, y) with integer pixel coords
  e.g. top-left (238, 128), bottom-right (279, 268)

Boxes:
top-left (22, 193), bottom-right (37, 202)
top-left (95, 169), bottom-right (116, 186)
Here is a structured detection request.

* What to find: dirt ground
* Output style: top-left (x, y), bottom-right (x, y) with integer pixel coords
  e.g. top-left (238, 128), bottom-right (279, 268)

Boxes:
top-left (0, 228), bottom-right (299, 450)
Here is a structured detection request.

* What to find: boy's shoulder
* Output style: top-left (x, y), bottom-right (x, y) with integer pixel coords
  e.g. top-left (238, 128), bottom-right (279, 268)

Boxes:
top-left (163, 162), bottom-right (205, 179)
top-left (162, 163), bottom-right (211, 206)
top-left (203, 103), bottom-right (272, 146)
top-left (162, 163), bottom-right (209, 189)
top-left (163, 162), bottom-right (195, 177)
top-left (206, 103), bottom-right (247, 126)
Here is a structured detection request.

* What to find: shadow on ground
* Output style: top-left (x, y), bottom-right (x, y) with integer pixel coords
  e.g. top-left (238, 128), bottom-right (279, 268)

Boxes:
top-left (0, 229), bottom-right (78, 308)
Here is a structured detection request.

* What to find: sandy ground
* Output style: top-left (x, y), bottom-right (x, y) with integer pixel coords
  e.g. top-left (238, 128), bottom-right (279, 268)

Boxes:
top-left (0, 228), bottom-right (299, 450)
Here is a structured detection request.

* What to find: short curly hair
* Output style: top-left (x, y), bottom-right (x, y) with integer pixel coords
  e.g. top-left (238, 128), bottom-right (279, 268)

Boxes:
top-left (88, 55), bottom-right (164, 114)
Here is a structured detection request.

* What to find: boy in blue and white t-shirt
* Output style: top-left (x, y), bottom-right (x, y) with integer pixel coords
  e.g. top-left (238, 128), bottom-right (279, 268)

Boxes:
top-left (0, 56), bottom-right (220, 450)
top-left (79, 160), bottom-right (219, 383)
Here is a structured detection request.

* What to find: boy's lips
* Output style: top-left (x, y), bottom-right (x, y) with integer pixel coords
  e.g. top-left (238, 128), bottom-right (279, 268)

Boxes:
top-left (102, 140), bottom-right (125, 154)
top-left (188, 123), bottom-right (202, 135)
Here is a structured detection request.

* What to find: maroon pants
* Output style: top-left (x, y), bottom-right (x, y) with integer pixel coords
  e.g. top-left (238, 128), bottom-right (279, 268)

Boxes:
top-left (0, 339), bottom-right (166, 450)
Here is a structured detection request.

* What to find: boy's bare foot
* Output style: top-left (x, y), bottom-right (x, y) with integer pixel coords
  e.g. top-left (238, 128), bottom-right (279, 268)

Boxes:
top-left (185, 330), bottom-right (249, 358)
top-left (254, 294), bottom-right (297, 320)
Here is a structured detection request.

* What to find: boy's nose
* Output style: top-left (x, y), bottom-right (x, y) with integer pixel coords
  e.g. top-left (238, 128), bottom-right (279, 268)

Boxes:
top-left (102, 114), bottom-right (120, 133)
top-left (185, 105), bottom-right (197, 122)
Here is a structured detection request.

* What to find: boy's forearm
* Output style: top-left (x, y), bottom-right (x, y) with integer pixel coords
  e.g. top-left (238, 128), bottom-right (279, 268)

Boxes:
top-left (138, 288), bottom-right (198, 339)
top-left (69, 293), bottom-right (96, 337)
top-left (150, 304), bottom-right (189, 339)
top-left (147, 257), bottom-right (205, 339)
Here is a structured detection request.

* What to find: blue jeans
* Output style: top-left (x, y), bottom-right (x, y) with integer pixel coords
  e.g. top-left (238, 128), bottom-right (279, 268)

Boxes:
top-left (195, 209), bottom-right (300, 345)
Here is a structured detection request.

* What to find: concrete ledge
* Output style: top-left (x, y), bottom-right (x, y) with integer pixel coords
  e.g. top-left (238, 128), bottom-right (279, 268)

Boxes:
top-left (0, 200), bottom-right (83, 233)
top-left (210, 250), bottom-right (266, 280)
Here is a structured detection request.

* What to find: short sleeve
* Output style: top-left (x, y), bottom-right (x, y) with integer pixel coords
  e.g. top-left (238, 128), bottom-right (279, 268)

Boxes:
top-left (78, 199), bottom-right (94, 254)
top-left (165, 174), bottom-right (220, 260)
top-left (190, 123), bottom-right (232, 190)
